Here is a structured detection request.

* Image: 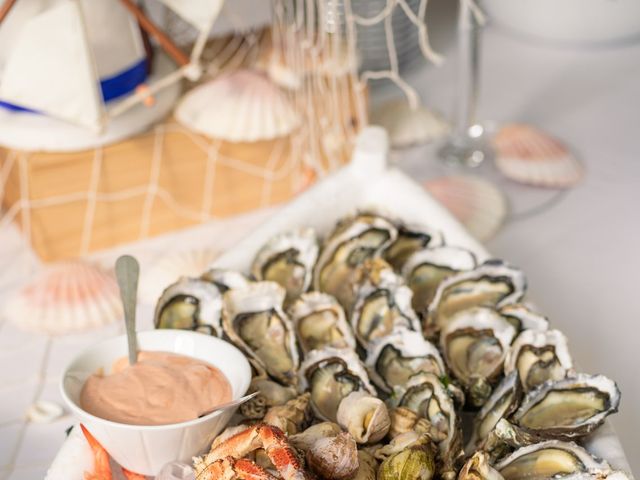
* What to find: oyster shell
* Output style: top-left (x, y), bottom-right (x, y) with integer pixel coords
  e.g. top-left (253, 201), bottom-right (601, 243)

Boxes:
top-left (439, 306), bottom-right (517, 407)
top-left (313, 213), bottom-right (397, 310)
top-left (511, 374), bottom-right (621, 438)
top-left (494, 440), bottom-right (611, 480)
top-left (504, 329), bottom-right (573, 391)
top-left (351, 259), bottom-right (421, 349)
top-left (288, 292), bottom-right (356, 354)
top-left (458, 451), bottom-right (505, 480)
top-left (251, 228), bottom-right (319, 304)
top-left (402, 246), bottom-right (477, 319)
top-left (154, 277), bottom-right (223, 336)
top-left (384, 223), bottom-right (444, 272)
top-left (498, 304), bottom-right (549, 333)
top-left (306, 431), bottom-right (359, 480)
top-left (336, 390), bottom-right (391, 443)
top-left (298, 347), bottom-right (376, 421)
top-left (263, 392), bottom-right (312, 435)
top-left (222, 282), bottom-right (299, 385)
top-left (200, 268), bottom-right (249, 293)
top-left (426, 260), bottom-right (526, 338)
top-left (467, 371), bottom-right (522, 452)
top-left (482, 418), bottom-right (546, 463)
top-left (365, 327), bottom-right (445, 394)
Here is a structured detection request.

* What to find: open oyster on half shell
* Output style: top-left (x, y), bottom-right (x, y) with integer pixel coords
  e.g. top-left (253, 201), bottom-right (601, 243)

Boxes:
top-left (511, 374), bottom-right (621, 439)
top-left (154, 277), bottom-right (223, 336)
top-left (251, 227), bottom-right (319, 305)
top-left (222, 281), bottom-right (299, 385)
top-left (298, 346), bottom-right (376, 421)
top-left (365, 326), bottom-right (445, 394)
top-left (200, 268), bottom-right (249, 293)
top-left (313, 212), bottom-right (397, 311)
top-left (426, 260), bottom-right (526, 338)
top-left (384, 222), bottom-right (444, 272)
top-left (440, 306), bottom-right (517, 407)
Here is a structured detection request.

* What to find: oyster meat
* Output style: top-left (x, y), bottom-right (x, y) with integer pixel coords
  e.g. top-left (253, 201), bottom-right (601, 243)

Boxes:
top-left (402, 246), bottom-right (477, 320)
top-left (504, 329), bottom-right (573, 391)
top-left (313, 213), bottom-right (397, 310)
top-left (366, 327), bottom-right (445, 394)
top-left (222, 282), bottom-right (299, 385)
top-left (288, 292), bottom-right (356, 354)
top-left (384, 223), bottom-right (444, 272)
top-left (439, 306), bottom-right (517, 407)
top-left (298, 347), bottom-right (376, 421)
top-left (251, 227), bottom-right (319, 305)
top-left (511, 374), bottom-right (621, 439)
top-left (426, 260), bottom-right (526, 337)
top-left (154, 277), bottom-right (223, 336)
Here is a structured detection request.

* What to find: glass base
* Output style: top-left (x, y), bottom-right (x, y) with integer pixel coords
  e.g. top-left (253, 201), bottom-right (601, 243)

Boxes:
top-left (438, 125), bottom-right (495, 169)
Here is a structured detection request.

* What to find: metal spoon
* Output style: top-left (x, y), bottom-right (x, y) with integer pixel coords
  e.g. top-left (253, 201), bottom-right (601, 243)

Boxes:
top-left (198, 391), bottom-right (260, 418)
top-left (115, 255), bottom-right (140, 366)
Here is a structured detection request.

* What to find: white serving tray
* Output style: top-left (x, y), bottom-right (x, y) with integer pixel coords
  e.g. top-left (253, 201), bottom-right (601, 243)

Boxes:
top-left (47, 128), bottom-right (631, 478)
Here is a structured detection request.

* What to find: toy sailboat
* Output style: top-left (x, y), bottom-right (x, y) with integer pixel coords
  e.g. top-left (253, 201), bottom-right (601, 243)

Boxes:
top-left (0, 0), bottom-right (223, 151)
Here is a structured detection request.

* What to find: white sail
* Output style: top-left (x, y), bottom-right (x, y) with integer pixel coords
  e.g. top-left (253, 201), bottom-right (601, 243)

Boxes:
top-left (0, 0), bottom-right (105, 130)
top-left (159, 0), bottom-right (225, 32)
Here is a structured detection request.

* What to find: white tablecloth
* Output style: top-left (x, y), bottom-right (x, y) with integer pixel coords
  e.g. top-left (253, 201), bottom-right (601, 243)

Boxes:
top-left (1, 3), bottom-right (639, 479)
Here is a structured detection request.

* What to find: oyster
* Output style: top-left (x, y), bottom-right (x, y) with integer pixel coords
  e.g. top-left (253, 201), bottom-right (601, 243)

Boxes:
top-left (200, 268), bottom-right (249, 293)
top-left (426, 260), bottom-right (526, 338)
top-left (397, 372), bottom-right (464, 477)
top-left (288, 292), bottom-right (356, 354)
top-left (336, 390), bottom-right (391, 443)
top-left (439, 306), bottom-right (517, 407)
top-left (498, 304), bottom-right (549, 333)
top-left (494, 440), bottom-right (611, 480)
top-left (222, 282), bottom-right (299, 385)
top-left (350, 259), bottom-right (421, 349)
top-left (482, 418), bottom-right (546, 463)
top-left (298, 347), bottom-right (376, 421)
top-left (154, 277), bottom-right (223, 336)
top-left (263, 392), bottom-right (312, 435)
top-left (467, 371), bottom-right (522, 452)
top-left (402, 246), bottom-right (477, 319)
top-left (511, 374), bottom-right (621, 439)
top-left (504, 329), bottom-right (573, 391)
top-left (459, 451), bottom-right (505, 480)
top-left (384, 223), bottom-right (444, 272)
top-left (365, 327), bottom-right (445, 394)
top-left (251, 228), bottom-right (319, 304)
top-left (240, 360), bottom-right (298, 419)
top-left (313, 213), bottom-right (397, 310)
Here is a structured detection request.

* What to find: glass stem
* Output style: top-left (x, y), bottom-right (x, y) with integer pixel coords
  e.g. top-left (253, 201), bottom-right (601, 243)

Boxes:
top-left (454, 1), bottom-right (481, 137)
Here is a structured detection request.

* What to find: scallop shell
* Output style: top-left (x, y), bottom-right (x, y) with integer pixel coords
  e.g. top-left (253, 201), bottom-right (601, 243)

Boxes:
top-left (139, 249), bottom-right (218, 305)
top-left (371, 100), bottom-right (450, 149)
top-left (2, 261), bottom-right (122, 335)
top-left (175, 69), bottom-right (299, 142)
top-left (493, 124), bottom-right (584, 188)
top-left (424, 175), bottom-right (507, 242)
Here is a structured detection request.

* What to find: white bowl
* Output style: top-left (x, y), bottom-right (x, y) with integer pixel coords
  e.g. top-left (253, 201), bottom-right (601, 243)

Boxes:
top-left (60, 329), bottom-right (251, 476)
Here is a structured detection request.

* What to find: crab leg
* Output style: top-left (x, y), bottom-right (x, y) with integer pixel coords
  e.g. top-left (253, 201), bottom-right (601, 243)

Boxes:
top-left (204, 457), bottom-right (280, 480)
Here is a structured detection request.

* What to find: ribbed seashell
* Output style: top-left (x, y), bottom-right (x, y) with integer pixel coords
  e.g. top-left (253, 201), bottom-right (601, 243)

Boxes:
top-left (504, 329), bottom-right (573, 391)
top-left (139, 249), bottom-right (218, 304)
top-left (511, 374), bottom-right (621, 439)
top-left (263, 393), bottom-right (312, 435)
top-left (175, 69), bottom-right (299, 142)
top-left (288, 292), bottom-right (356, 354)
top-left (388, 407), bottom-right (419, 439)
top-left (154, 277), bottom-right (223, 336)
top-left (289, 422), bottom-right (343, 452)
top-left (2, 261), bottom-right (122, 335)
top-left (493, 124), bottom-right (584, 188)
top-left (384, 222), bottom-right (445, 272)
top-left (458, 451), bottom-right (504, 480)
top-left (251, 228), bottom-right (319, 305)
top-left (353, 450), bottom-right (378, 480)
top-left (371, 99), bottom-right (450, 149)
top-left (306, 432), bottom-right (359, 480)
top-left (336, 391), bottom-right (391, 444)
top-left (424, 175), bottom-right (507, 242)
top-left (222, 282), bottom-right (299, 385)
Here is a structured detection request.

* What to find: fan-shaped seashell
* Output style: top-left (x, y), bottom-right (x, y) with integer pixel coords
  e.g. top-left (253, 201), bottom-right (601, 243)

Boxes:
top-left (493, 124), bottom-right (584, 188)
top-left (176, 69), bottom-right (299, 142)
top-left (336, 391), bottom-right (391, 444)
top-left (424, 175), bottom-right (507, 242)
top-left (2, 261), bottom-right (122, 335)
top-left (139, 249), bottom-right (218, 305)
top-left (371, 100), bottom-right (450, 149)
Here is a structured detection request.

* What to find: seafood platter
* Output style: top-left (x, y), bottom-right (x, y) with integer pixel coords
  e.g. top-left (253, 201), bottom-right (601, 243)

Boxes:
top-left (51, 128), bottom-right (632, 480)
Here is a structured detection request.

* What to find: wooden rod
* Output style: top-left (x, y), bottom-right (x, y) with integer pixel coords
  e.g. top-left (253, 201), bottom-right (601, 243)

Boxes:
top-left (118, 0), bottom-right (189, 67)
top-left (0, 0), bottom-right (18, 25)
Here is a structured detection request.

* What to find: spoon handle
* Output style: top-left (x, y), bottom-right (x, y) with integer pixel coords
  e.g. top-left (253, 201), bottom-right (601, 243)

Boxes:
top-left (198, 391), bottom-right (260, 418)
top-left (115, 255), bottom-right (140, 366)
